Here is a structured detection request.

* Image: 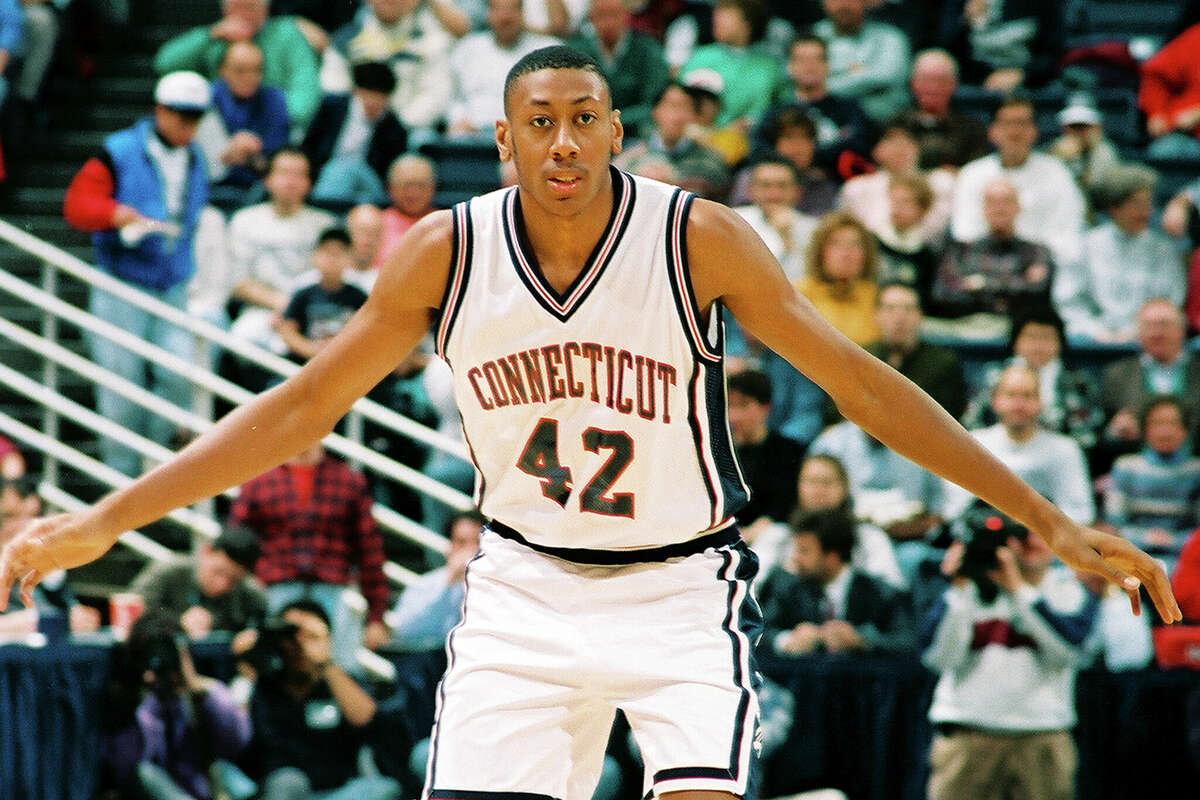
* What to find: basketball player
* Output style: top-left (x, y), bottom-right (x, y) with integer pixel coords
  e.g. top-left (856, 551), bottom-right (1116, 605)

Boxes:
top-left (0, 47), bottom-right (1181, 800)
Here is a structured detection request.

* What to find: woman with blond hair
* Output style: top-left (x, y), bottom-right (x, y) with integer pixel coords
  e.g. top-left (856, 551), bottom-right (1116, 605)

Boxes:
top-left (796, 210), bottom-right (880, 345)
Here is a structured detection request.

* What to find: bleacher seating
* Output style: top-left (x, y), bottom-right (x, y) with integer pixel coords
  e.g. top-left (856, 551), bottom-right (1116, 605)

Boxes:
top-left (418, 140), bottom-right (504, 208)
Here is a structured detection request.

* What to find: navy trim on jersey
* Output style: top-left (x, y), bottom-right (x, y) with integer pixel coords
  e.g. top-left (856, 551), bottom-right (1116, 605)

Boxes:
top-left (704, 314), bottom-right (750, 516)
top-left (663, 189), bottom-right (720, 364)
top-left (501, 167), bottom-right (635, 322)
top-left (436, 201), bottom-right (474, 361)
top-left (685, 364), bottom-right (721, 528)
top-left (429, 792), bottom-right (561, 800)
top-left (487, 519), bottom-right (739, 564)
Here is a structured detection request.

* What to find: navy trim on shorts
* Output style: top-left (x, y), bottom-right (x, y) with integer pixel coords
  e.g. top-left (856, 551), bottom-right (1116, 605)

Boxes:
top-left (654, 766), bottom-right (736, 782)
top-left (429, 791), bottom-right (562, 800)
top-left (486, 520), bottom-right (739, 564)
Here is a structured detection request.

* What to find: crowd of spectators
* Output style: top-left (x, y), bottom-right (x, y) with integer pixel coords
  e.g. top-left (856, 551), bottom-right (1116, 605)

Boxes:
top-left (11, 0), bottom-right (1200, 797)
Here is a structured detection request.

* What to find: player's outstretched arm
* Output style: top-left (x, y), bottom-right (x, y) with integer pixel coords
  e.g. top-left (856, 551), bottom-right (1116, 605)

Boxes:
top-left (0, 211), bottom-right (456, 609)
top-left (685, 199), bottom-right (1180, 623)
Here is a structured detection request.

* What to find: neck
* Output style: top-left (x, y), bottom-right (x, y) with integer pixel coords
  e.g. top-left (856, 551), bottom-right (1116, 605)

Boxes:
top-left (795, 84), bottom-right (826, 102)
top-left (518, 176), bottom-right (615, 289)
top-left (1004, 423), bottom-right (1037, 443)
top-left (999, 151), bottom-right (1029, 169)
top-left (272, 199), bottom-right (302, 217)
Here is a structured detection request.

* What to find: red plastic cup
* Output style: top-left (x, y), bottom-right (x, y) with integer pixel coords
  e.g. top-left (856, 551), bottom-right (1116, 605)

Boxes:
top-left (109, 592), bottom-right (145, 640)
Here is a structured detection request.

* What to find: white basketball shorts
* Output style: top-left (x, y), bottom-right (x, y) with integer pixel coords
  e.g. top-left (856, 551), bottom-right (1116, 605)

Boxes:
top-left (422, 527), bottom-right (763, 800)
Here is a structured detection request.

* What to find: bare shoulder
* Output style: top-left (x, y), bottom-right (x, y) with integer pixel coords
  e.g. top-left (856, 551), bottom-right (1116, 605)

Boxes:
top-left (683, 197), bottom-right (790, 310)
top-left (371, 209), bottom-right (457, 314)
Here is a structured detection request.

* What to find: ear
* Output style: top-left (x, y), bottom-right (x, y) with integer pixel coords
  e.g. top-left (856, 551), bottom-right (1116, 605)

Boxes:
top-left (610, 108), bottom-right (624, 156)
top-left (495, 119), bottom-right (513, 162)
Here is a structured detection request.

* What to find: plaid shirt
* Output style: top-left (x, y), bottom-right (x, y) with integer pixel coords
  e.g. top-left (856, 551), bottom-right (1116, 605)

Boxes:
top-left (230, 456), bottom-right (389, 622)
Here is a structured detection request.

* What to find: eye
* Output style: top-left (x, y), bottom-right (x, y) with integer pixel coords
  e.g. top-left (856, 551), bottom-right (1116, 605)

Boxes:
top-left (577, 112), bottom-right (597, 125)
top-left (531, 116), bottom-right (552, 128)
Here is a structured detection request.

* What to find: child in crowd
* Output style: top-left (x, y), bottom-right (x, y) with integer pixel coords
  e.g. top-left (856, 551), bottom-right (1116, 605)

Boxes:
top-left (273, 227), bottom-right (368, 363)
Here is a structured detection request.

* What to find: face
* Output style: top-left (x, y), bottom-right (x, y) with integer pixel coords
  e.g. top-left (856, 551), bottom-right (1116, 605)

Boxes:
top-left (370, 0), bottom-right (419, 24)
top-left (991, 368), bottom-right (1041, 431)
top-left (589, 0), bottom-right (629, 46)
top-left (264, 152), bottom-right (312, 207)
top-left (712, 5), bottom-right (751, 47)
top-left (748, 163), bottom-right (799, 210)
top-left (281, 608), bottom-right (330, 673)
top-left (875, 285), bottom-right (922, 347)
top-left (488, 0), bottom-right (524, 46)
top-left (223, 0), bottom-right (268, 30)
top-left (196, 545), bottom-right (248, 598)
top-left (798, 457), bottom-right (846, 511)
top-left (497, 68), bottom-right (623, 220)
top-left (982, 180), bottom-right (1020, 234)
top-left (787, 41), bottom-right (827, 90)
top-left (989, 104), bottom-right (1037, 163)
top-left (155, 107), bottom-right (203, 147)
top-left (1144, 403), bottom-right (1188, 455)
top-left (888, 183), bottom-right (924, 230)
top-left (312, 240), bottom-right (353, 281)
top-left (355, 88), bottom-right (391, 122)
top-left (788, 531), bottom-right (828, 580)
top-left (872, 130), bottom-right (919, 173)
top-left (220, 41), bottom-right (264, 99)
top-left (910, 56), bottom-right (956, 114)
top-left (389, 160), bottom-right (437, 216)
top-left (0, 483), bottom-right (38, 541)
top-left (651, 85), bottom-right (695, 142)
top-left (449, 516), bottom-right (483, 559)
top-left (1012, 321), bottom-right (1061, 370)
top-left (824, 0), bottom-right (865, 31)
top-left (776, 127), bottom-right (816, 170)
top-left (347, 205), bottom-right (383, 261)
top-left (1109, 187), bottom-right (1153, 235)
top-left (1137, 301), bottom-right (1186, 362)
top-left (1016, 531), bottom-right (1055, 572)
top-left (727, 389), bottom-right (770, 445)
top-left (1063, 121), bottom-right (1101, 148)
top-left (820, 225), bottom-right (868, 281)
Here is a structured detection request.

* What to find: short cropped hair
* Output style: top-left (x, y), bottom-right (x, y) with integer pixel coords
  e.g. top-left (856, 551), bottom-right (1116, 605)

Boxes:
top-left (1140, 393), bottom-right (1190, 433)
top-left (788, 508), bottom-right (857, 563)
top-left (727, 369), bottom-right (773, 406)
top-left (352, 61), bottom-right (397, 95)
top-left (278, 598), bottom-right (331, 630)
top-left (212, 524), bottom-right (261, 572)
top-left (504, 45), bottom-right (610, 114)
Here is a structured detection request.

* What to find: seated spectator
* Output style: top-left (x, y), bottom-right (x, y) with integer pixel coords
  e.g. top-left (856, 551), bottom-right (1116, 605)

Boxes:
top-left (154, 0), bottom-right (321, 133)
top-left (346, 203), bottom-right (385, 288)
top-left (229, 442), bottom-right (391, 670)
top-left (274, 227), bottom-right (369, 362)
top-left (962, 306), bottom-right (1104, 459)
top-left (521, 0), bottom-right (589, 38)
top-left (325, 0), bottom-right (455, 146)
top-left (756, 32), bottom-right (873, 176)
top-left (679, 0), bottom-right (783, 131)
top-left (0, 433), bottom-right (24, 479)
top-left (732, 107), bottom-right (838, 214)
top-left (923, 514), bottom-right (1098, 800)
top-left (1139, 22), bottom-right (1200, 159)
top-left (379, 153), bottom-right (438, 264)
top-left (949, 94), bottom-right (1085, 273)
top-left (100, 610), bottom-right (251, 800)
top-left (794, 210), bottom-right (880, 345)
top-left (1, 475), bottom-right (101, 637)
top-left (303, 61), bottom-right (408, 209)
top-left (894, 48), bottom-right (989, 170)
top-left (445, 0), bottom-right (559, 139)
top-left (942, 364), bottom-right (1095, 525)
top-left (384, 510), bottom-right (484, 651)
top-left (1056, 164), bottom-right (1184, 343)
top-left (195, 40), bottom-right (289, 209)
top-left (188, 206), bottom-right (236, 354)
top-left (727, 368), bottom-right (806, 536)
top-left (130, 524), bottom-right (267, 640)
top-left (4, 0), bottom-right (61, 138)
top-left (1173, 526), bottom-right (1200, 621)
top-left (757, 509), bottom-right (916, 657)
top-left (935, 0), bottom-right (1064, 91)
top-left (613, 80), bottom-right (730, 201)
top-left (864, 281), bottom-right (966, 419)
top-left (1104, 395), bottom-right (1200, 569)
top-left (1046, 95), bottom-right (1120, 220)
top-left (813, 0), bottom-right (911, 121)
top-left (236, 601), bottom-right (401, 800)
top-left (1101, 298), bottom-right (1200, 457)
top-left (838, 118), bottom-right (954, 245)
top-left (568, 0), bottom-right (670, 140)
top-left (733, 156), bottom-right (819, 280)
top-left (226, 148), bottom-right (337, 360)
top-left (871, 171), bottom-right (942, 305)
top-left (933, 176), bottom-right (1053, 326)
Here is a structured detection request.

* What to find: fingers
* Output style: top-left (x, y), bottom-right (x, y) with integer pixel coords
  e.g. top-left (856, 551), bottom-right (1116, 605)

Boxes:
top-left (18, 568), bottom-right (43, 608)
top-left (1085, 533), bottom-right (1182, 623)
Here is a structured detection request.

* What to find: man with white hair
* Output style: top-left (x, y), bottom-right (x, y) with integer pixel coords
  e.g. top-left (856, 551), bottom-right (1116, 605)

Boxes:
top-left (380, 153), bottom-right (438, 263)
top-left (895, 48), bottom-right (988, 170)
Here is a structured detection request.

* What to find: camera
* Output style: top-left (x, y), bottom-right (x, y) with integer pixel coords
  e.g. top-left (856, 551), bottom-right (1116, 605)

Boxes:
top-left (237, 619), bottom-right (300, 678)
top-left (956, 504), bottom-right (1029, 602)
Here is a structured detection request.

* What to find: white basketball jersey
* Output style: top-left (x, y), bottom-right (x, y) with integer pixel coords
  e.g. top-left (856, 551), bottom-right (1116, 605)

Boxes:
top-left (436, 168), bottom-right (748, 552)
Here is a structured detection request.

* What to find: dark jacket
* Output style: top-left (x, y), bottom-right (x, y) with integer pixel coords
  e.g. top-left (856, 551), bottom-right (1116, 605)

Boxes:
top-left (301, 93), bottom-right (408, 185)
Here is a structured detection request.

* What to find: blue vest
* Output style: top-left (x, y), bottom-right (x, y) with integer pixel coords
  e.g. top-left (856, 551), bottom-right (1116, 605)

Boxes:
top-left (92, 118), bottom-right (209, 291)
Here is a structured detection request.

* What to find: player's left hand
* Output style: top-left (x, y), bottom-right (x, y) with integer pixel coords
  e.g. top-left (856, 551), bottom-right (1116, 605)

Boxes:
top-left (0, 512), bottom-right (118, 610)
top-left (1047, 523), bottom-right (1181, 622)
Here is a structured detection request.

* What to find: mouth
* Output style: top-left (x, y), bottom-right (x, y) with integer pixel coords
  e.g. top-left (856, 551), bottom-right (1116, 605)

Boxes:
top-left (547, 173), bottom-right (583, 196)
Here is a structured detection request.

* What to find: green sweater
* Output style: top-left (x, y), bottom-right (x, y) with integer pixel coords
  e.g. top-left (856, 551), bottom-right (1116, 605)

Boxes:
top-left (568, 30), bottom-right (671, 140)
top-left (681, 44), bottom-right (783, 128)
top-left (154, 18), bottom-right (321, 133)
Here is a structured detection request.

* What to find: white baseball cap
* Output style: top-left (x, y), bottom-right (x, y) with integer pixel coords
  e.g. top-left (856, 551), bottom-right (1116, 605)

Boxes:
top-left (154, 71), bottom-right (212, 113)
top-left (1058, 102), bottom-right (1101, 127)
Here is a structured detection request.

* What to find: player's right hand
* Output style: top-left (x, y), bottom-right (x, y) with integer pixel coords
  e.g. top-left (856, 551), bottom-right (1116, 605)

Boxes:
top-left (0, 513), bottom-right (117, 610)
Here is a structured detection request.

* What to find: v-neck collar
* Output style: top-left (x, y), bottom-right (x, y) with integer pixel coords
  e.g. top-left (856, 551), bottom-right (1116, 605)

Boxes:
top-left (501, 166), bottom-right (636, 322)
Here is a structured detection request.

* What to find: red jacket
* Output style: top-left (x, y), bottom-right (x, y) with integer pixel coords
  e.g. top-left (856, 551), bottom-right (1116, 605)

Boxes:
top-left (1173, 527), bottom-right (1200, 622)
top-left (1140, 24), bottom-right (1200, 136)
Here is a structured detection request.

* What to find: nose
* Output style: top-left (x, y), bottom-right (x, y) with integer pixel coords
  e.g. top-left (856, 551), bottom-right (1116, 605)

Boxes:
top-left (550, 122), bottom-right (579, 161)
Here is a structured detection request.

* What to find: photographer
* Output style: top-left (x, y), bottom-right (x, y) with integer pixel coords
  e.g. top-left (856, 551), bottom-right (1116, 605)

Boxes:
top-left (921, 509), bottom-right (1100, 800)
top-left (238, 599), bottom-right (401, 800)
top-left (100, 609), bottom-right (251, 800)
